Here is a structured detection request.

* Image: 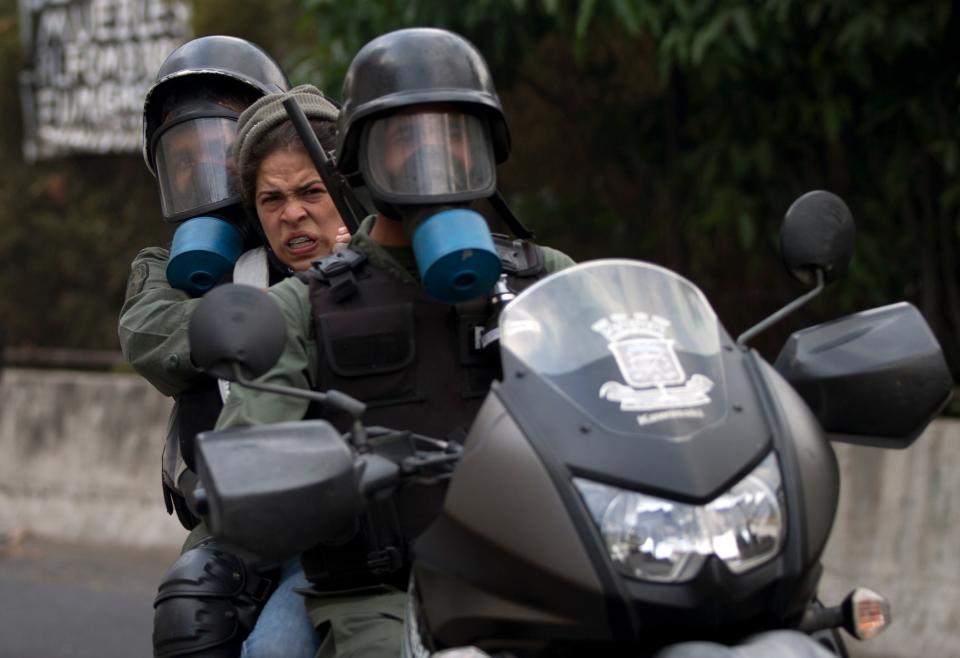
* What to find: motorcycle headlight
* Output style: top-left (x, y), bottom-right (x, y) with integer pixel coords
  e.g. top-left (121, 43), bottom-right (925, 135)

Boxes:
top-left (574, 452), bottom-right (785, 583)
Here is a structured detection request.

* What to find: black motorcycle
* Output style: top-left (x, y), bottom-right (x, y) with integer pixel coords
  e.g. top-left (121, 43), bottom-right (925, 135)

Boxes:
top-left (188, 191), bottom-right (952, 657)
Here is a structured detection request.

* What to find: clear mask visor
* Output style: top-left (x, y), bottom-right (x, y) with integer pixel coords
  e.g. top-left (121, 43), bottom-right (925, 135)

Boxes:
top-left (154, 117), bottom-right (239, 219)
top-left (362, 110), bottom-right (495, 201)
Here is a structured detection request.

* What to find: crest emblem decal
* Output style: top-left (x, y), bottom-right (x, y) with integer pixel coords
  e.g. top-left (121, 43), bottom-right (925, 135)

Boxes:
top-left (592, 313), bottom-right (714, 425)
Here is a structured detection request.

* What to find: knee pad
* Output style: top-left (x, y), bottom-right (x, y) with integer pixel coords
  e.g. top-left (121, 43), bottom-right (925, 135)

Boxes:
top-left (152, 541), bottom-right (277, 658)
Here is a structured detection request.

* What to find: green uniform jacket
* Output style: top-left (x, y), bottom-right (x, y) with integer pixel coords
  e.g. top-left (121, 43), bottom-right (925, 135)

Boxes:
top-left (217, 216), bottom-right (575, 430)
top-left (118, 246), bottom-right (204, 396)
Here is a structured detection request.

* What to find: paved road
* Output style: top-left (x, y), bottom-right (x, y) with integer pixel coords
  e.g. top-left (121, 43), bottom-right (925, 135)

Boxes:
top-left (0, 533), bottom-right (895, 658)
top-left (0, 533), bottom-right (178, 658)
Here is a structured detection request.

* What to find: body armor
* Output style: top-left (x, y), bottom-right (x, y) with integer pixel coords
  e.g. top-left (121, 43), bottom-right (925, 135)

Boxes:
top-left (297, 236), bottom-right (547, 585)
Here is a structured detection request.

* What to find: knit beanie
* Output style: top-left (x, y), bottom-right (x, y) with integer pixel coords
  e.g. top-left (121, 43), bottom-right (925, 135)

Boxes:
top-left (233, 84), bottom-right (339, 200)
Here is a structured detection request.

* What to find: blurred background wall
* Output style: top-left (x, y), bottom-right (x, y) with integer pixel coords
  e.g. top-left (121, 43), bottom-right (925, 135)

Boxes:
top-left (0, 367), bottom-right (182, 549)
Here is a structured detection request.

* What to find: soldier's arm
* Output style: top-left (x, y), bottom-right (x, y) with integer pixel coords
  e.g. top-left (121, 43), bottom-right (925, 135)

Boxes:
top-left (118, 247), bottom-right (203, 396)
top-left (215, 277), bottom-right (316, 429)
top-left (539, 245), bottom-right (577, 273)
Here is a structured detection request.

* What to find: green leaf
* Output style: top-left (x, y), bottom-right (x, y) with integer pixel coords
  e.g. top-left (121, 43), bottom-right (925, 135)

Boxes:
top-left (574, 0), bottom-right (599, 40)
top-left (731, 6), bottom-right (757, 50)
top-left (737, 211), bottom-right (756, 249)
top-left (541, 0), bottom-right (560, 15)
top-left (636, 3), bottom-right (664, 36)
top-left (691, 14), bottom-right (728, 65)
top-left (611, 0), bottom-right (641, 36)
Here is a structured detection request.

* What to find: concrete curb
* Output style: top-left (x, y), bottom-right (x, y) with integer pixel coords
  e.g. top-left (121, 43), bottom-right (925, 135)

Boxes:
top-left (820, 420), bottom-right (960, 657)
top-left (0, 368), bottom-right (186, 550)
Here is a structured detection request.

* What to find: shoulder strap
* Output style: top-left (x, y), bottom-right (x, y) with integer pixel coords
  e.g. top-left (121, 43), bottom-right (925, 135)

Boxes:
top-left (222, 248), bottom-right (271, 401)
top-left (233, 247), bottom-right (270, 287)
top-left (492, 234), bottom-right (545, 278)
top-left (489, 189), bottom-right (535, 239)
top-left (295, 247), bottom-right (368, 302)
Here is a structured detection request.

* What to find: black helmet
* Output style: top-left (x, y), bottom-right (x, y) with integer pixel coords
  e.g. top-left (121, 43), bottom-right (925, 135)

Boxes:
top-left (142, 35), bottom-right (289, 176)
top-left (337, 28), bottom-right (510, 177)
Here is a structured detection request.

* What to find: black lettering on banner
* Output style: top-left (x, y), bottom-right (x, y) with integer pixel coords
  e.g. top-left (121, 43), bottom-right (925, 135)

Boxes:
top-left (18, 0), bottom-right (192, 161)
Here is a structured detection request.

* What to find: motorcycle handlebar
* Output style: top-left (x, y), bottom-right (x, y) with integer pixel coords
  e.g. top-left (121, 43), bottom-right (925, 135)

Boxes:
top-left (357, 453), bottom-right (401, 495)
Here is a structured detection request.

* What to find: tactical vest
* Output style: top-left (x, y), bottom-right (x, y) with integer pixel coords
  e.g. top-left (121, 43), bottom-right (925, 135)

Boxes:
top-left (299, 236), bottom-right (547, 438)
top-left (297, 236), bottom-right (549, 587)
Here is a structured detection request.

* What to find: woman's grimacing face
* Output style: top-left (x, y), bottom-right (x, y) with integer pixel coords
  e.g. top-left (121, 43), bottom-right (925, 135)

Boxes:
top-left (255, 147), bottom-right (343, 271)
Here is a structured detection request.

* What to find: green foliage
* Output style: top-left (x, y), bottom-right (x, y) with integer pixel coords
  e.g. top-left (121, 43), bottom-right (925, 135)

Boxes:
top-left (284, 0), bottom-right (563, 91)
top-left (283, 0), bottom-right (960, 366)
top-left (0, 0), bottom-right (166, 350)
top-left (1, 0), bottom-right (959, 378)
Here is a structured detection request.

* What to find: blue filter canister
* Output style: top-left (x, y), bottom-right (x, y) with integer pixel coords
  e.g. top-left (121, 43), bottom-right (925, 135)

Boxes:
top-left (166, 216), bottom-right (244, 297)
top-left (411, 208), bottom-right (501, 303)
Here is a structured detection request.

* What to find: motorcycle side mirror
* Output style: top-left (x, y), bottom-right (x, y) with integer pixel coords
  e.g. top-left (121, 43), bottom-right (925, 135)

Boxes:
top-left (780, 190), bottom-right (855, 287)
top-left (188, 282), bottom-right (369, 437)
top-left (189, 283), bottom-right (286, 382)
top-left (738, 191), bottom-right (855, 345)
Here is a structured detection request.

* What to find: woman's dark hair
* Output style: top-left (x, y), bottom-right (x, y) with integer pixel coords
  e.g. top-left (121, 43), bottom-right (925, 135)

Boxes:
top-left (239, 118), bottom-right (337, 214)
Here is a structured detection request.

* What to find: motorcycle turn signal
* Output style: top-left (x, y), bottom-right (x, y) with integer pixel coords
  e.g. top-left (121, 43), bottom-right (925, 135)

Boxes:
top-left (799, 588), bottom-right (891, 641)
top-left (843, 588), bottom-right (892, 640)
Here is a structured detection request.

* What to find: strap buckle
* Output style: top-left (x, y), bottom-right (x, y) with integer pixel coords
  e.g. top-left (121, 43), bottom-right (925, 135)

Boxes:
top-left (307, 249), bottom-right (369, 302)
top-left (366, 546), bottom-right (403, 574)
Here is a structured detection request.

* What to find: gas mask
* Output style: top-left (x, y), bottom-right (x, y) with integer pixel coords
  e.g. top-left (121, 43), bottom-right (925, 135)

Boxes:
top-left (359, 108), bottom-right (501, 302)
top-left (151, 99), bottom-right (246, 297)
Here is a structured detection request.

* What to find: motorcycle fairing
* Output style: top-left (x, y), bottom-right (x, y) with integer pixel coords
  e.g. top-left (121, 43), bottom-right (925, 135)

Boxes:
top-left (500, 260), bottom-right (729, 438)
top-left (411, 260), bottom-right (844, 651)
top-left (412, 393), bottom-right (626, 650)
top-left (497, 260), bottom-right (773, 502)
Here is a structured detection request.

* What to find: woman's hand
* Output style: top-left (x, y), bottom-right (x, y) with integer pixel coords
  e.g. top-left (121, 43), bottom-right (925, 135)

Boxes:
top-left (332, 225), bottom-right (351, 253)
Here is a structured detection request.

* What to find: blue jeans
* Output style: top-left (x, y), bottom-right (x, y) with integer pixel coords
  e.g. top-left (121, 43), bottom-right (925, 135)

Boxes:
top-left (241, 557), bottom-right (320, 658)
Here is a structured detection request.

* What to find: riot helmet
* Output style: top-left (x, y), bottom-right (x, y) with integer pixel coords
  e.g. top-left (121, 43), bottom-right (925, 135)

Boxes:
top-left (337, 28), bottom-right (510, 187)
top-left (338, 28), bottom-right (513, 303)
top-left (144, 36), bottom-right (289, 297)
top-left (143, 35), bottom-right (290, 223)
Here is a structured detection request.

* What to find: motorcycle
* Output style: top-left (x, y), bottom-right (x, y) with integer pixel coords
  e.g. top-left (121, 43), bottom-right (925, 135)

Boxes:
top-left (187, 191), bottom-right (952, 657)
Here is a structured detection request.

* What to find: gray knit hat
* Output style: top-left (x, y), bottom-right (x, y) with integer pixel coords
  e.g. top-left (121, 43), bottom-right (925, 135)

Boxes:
top-left (234, 84), bottom-right (339, 199)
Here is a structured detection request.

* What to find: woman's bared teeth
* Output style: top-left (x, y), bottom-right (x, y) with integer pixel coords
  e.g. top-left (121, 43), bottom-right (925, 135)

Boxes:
top-left (288, 236), bottom-right (315, 247)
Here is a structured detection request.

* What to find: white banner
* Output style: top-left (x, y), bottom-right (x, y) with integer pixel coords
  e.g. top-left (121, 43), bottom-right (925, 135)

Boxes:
top-left (18, 0), bottom-right (192, 161)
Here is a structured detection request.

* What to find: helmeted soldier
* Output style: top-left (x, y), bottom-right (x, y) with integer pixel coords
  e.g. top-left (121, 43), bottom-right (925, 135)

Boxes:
top-left (212, 27), bottom-right (576, 657)
top-left (128, 34), bottom-right (292, 530)
top-left (118, 36), bottom-right (334, 658)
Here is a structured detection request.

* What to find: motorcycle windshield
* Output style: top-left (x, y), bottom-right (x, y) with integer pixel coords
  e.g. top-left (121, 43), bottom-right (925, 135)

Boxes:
top-left (500, 260), bottom-right (727, 436)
